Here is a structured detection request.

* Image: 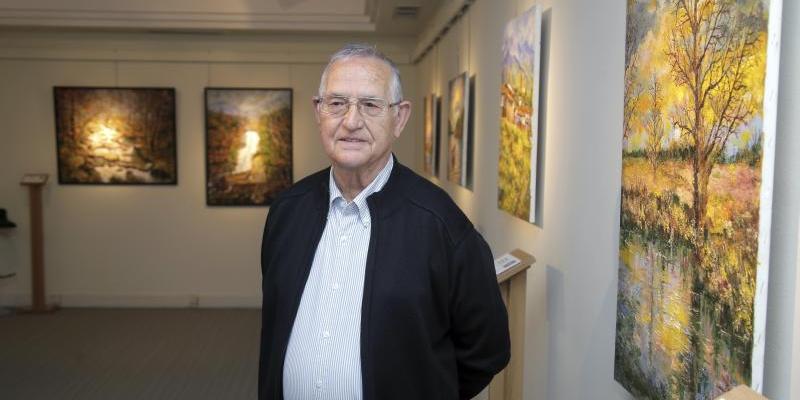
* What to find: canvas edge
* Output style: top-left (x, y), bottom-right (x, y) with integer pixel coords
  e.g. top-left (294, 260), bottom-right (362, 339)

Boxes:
top-left (435, 96), bottom-right (442, 177)
top-left (528, 5), bottom-right (543, 224)
top-left (460, 72), bottom-right (470, 186)
top-left (423, 93), bottom-right (431, 175)
top-left (751, 0), bottom-right (784, 392)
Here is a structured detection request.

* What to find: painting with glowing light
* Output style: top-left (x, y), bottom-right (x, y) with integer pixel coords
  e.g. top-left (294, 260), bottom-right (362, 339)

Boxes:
top-left (54, 87), bottom-right (177, 184)
top-left (205, 88), bottom-right (293, 206)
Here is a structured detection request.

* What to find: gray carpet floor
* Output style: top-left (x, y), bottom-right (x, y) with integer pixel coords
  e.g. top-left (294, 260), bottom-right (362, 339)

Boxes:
top-left (0, 308), bottom-right (260, 400)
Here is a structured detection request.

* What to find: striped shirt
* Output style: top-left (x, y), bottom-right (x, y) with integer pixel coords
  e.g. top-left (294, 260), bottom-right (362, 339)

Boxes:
top-left (282, 156), bottom-right (394, 400)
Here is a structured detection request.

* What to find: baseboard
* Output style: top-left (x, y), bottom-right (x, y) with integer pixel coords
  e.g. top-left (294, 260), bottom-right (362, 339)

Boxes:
top-left (0, 293), bottom-right (261, 308)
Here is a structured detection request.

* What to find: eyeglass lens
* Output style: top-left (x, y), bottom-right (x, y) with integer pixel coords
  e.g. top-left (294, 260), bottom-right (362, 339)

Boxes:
top-left (320, 96), bottom-right (388, 117)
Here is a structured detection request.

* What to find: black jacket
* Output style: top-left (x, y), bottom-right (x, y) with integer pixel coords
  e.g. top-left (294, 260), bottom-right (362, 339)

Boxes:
top-left (259, 158), bottom-right (510, 400)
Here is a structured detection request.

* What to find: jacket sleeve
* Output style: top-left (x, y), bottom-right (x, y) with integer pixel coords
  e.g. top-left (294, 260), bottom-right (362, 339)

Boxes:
top-left (258, 199), bottom-right (281, 399)
top-left (449, 228), bottom-right (511, 399)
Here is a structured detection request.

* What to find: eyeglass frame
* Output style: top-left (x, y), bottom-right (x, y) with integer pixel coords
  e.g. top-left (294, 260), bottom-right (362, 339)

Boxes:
top-left (313, 95), bottom-right (404, 118)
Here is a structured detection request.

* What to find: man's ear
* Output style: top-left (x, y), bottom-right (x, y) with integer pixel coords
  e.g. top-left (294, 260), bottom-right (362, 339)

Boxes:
top-left (393, 100), bottom-right (412, 138)
top-left (312, 98), bottom-right (321, 124)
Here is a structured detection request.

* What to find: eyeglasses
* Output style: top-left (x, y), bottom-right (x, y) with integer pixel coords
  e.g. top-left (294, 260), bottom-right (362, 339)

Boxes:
top-left (314, 95), bottom-right (402, 118)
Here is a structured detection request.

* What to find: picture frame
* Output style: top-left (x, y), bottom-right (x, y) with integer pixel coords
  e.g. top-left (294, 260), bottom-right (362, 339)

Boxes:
top-left (497, 5), bottom-right (542, 223)
top-left (423, 93), bottom-right (441, 177)
top-left (447, 72), bottom-right (471, 188)
top-left (204, 87), bottom-right (293, 206)
top-left (53, 87), bottom-right (177, 185)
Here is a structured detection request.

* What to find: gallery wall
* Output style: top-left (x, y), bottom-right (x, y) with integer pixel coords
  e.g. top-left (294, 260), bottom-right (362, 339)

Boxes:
top-left (0, 30), bottom-right (418, 308)
top-left (794, 224), bottom-right (800, 399)
top-left (414, 0), bottom-right (800, 399)
top-left (766, 0), bottom-right (800, 397)
top-left (0, 1), bottom-right (797, 399)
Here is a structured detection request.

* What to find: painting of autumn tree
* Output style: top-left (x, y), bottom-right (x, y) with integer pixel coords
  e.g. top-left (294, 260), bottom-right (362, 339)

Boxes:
top-left (205, 88), bottom-right (292, 206)
top-left (54, 87), bottom-right (177, 184)
top-left (615, 0), bottom-right (780, 398)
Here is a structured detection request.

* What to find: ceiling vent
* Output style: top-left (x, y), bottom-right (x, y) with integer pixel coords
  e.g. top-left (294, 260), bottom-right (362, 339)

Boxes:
top-left (393, 6), bottom-right (420, 19)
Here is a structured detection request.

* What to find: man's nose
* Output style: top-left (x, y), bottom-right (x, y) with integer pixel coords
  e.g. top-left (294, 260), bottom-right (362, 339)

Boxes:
top-left (342, 102), bottom-right (365, 130)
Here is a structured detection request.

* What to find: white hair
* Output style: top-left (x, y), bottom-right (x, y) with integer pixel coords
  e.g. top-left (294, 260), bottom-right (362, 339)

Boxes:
top-left (318, 43), bottom-right (404, 103)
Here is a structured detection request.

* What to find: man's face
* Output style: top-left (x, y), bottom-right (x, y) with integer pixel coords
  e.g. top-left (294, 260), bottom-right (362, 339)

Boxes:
top-left (316, 57), bottom-right (410, 173)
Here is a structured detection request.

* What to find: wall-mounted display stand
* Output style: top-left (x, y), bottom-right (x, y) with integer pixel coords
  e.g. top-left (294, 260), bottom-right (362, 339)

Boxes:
top-left (714, 385), bottom-right (768, 400)
top-left (489, 249), bottom-right (535, 400)
top-left (20, 174), bottom-right (56, 313)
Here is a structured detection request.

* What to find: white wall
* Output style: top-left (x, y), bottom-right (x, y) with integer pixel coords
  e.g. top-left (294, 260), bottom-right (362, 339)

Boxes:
top-left (764, 0), bottom-right (800, 398)
top-left (0, 0), bottom-right (797, 398)
top-left (0, 30), bottom-right (418, 308)
top-left (414, 0), bottom-right (800, 399)
top-left (792, 222), bottom-right (800, 399)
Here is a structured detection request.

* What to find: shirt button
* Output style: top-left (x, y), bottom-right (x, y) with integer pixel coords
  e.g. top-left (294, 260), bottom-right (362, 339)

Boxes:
top-left (331, 282), bottom-right (340, 291)
top-left (322, 330), bottom-right (330, 338)
top-left (316, 380), bottom-right (323, 388)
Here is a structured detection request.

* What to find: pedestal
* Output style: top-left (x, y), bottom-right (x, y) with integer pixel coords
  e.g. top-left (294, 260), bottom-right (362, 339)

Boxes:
top-left (20, 174), bottom-right (56, 313)
top-left (488, 249), bottom-right (535, 400)
top-left (714, 385), bottom-right (768, 400)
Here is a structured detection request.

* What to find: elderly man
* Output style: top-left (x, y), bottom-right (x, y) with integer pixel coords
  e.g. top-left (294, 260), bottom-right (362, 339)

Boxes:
top-left (258, 44), bottom-right (509, 400)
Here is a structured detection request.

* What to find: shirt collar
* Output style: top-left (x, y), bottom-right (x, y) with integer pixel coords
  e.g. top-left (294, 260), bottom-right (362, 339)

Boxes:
top-left (328, 156), bottom-right (394, 227)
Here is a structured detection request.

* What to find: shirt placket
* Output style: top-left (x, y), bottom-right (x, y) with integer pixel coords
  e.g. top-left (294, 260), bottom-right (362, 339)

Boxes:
top-left (315, 201), bottom-right (358, 399)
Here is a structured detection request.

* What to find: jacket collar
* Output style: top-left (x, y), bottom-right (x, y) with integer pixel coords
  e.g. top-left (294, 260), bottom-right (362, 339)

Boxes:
top-left (314, 154), bottom-right (411, 220)
top-left (327, 156), bottom-right (394, 227)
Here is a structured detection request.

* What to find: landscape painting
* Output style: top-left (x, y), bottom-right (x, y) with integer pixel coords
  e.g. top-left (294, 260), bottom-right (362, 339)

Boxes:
top-left (423, 94), bottom-right (440, 177)
top-left (497, 5), bottom-right (542, 223)
top-left (447, 72), bottom-right (469, 186)
top-left (54, 87), bottom-right (177, 184)
top-left (614, 0), bottom-right (780, 399)
top-left (205, 88), bottom-right (293, 206)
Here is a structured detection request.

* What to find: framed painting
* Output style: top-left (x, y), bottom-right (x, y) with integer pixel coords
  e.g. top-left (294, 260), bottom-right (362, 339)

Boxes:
top-left (497, 5), bottom-right (542, 224)
top-left (205, 88), bottom-right (293, 206)
top-left (423, 94), bottom-right (441, 177)
top-left (614, 0), bottom-right (782, 398)
top-left (53, 87), bottom-right (177, 184)
top-left (447, 72), bottom-right (471, 187)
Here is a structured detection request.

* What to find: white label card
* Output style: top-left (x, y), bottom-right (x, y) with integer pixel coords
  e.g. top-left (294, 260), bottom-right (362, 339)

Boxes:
top-left (494, 253), bottom-right (521, 275)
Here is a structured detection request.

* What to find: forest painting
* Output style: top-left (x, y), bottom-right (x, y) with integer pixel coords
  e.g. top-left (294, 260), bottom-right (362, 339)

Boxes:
top-left (615, 0), bottom-right (780, 399)
top-left (497, 5), bottom-right (542, 223)
top-left (205, 88), bottom-right (292, 206)
top-left (447, 73), bottom-right (469, 186)
top-left (54, 87), bottom-right (176, 184)
top-left (423, 94), bottom-right (440, 177)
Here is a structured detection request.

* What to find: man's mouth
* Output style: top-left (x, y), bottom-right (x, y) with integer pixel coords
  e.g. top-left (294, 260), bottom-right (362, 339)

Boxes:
top-left (339, 137), bottom-right (367, 143)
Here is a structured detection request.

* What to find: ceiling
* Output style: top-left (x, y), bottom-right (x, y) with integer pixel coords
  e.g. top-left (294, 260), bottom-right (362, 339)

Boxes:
top-left (0, 0), bottom-right (443, 36)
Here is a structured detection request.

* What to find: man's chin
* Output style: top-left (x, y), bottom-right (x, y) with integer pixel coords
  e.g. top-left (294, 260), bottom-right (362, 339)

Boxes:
top-left (331, 154), bottom-right (369, 171)
top-left (331, 153), bottom-right (392, 173)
